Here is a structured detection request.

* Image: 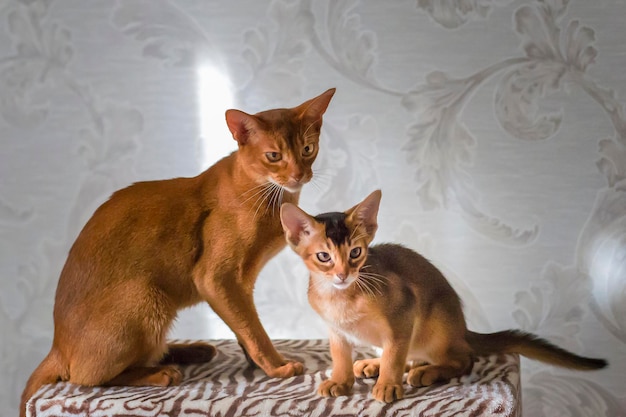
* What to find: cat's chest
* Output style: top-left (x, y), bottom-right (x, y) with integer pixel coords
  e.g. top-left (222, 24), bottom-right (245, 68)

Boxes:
top-left (316, 297), bottom-right (365, 326)
top-left (312, 294), bottom-right (385, 347)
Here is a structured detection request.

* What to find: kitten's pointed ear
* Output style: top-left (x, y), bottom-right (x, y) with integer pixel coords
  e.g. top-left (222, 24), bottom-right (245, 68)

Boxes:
top-left (225, 109), bottom-right (260, 145)
top-left (297, 88), bottom-right (336, 123)
top-left (347, 189), bottom-right (382, 236)
top-left (280, 203), bottom-right (315, 247)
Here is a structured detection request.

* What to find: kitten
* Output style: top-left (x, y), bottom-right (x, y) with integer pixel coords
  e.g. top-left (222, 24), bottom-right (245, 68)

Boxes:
top-left (280, 190), bottom-right (607, 403)
top-left (20, 88), bottom-right (336, 417)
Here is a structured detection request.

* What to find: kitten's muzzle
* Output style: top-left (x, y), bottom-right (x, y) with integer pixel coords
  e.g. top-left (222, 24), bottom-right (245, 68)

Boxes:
top-left (332, 273), bottom-right (354, 290)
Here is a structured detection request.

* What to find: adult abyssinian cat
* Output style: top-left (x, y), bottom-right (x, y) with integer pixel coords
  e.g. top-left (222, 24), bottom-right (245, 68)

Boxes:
top-left (20, 88), bottom-right (336, 417)
top-left (280, 190), bottom-right (607, 403)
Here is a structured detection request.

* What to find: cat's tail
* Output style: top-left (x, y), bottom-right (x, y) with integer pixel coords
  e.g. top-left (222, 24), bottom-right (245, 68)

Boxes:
top-left (466, 330), bottom-right (608, 370)
top-left (20, 349), bottom-right (65, 417)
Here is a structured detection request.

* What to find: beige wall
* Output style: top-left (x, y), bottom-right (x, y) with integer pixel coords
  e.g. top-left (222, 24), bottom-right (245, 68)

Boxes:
top-left (1, 0), bottom-right (624, 415)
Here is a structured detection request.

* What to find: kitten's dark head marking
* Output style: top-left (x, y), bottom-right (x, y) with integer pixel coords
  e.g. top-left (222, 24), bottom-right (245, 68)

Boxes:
top-left (314, 212), bottom-right (350, 247)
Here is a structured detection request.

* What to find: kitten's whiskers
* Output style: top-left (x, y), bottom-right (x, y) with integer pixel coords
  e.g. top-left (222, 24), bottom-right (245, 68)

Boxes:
top-left (351, 232), bottom-right (369, 243)
top-left (355, 276), bottom-right (376, 298)
top-left (357, 269), bottom-right (386, 297)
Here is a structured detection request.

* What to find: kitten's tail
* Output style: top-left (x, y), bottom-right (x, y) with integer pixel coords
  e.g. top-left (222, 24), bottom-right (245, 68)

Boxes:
top-left (20, 349), bottom-right (65, 417)
top-left (466, 330), bottom-right (607, 370)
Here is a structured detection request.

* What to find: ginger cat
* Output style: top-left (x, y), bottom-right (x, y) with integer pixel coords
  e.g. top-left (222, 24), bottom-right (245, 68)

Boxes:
top-left (20, 88), bottom-right (336, 417)
top-left (280, 189), bottom-right (607, 403)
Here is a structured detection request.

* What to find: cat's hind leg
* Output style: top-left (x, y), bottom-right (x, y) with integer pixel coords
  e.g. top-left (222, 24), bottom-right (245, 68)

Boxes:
top-left (103, 365), bottom-right (183, 386)
top-left (67, 337), bottom-right (183, 388)
top-left (353, 358), bottom-right (381, 378)
top-left (68, 352), bottom-right (183, 388)
top-left (65, 291), bottom-right (182, 387)
top-left (406, 306), bottom-right (474, 388)
top-left (354, 358), bottom-right (413, 378)
top-left (161, 342), bottom-right (217, 365)
top-left (406, 355), bottom-right (473, 387)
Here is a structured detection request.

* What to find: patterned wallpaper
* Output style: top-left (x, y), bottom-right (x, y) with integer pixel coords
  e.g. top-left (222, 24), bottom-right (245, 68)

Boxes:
top-left (1, 0), bottom-right (625, 416)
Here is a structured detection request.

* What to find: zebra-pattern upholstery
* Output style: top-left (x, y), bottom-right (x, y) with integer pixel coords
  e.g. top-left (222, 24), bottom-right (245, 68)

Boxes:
top-left (26, 339), bottom-right (521, 417)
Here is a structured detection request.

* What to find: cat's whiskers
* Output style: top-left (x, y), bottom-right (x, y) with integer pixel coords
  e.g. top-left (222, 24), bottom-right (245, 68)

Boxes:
top-left (240, 182), bottom-right (274, 206)
top-left (250, 181), bottom-right (287, 220)
top-left (252, 183), bottom-right (279, 221)
top-left (349, 223), bottom-right (360, 241)
top-left (359, 273), bottom-right (386, 286)
top-left (349, 224), bottom-right (368, 243)
top-left (309, 178), bottom-right (324, 194)
top-left (357, 270), bottom-right (386, 297)
top-left (354, 276), bottom-right (376, 298)
top-left (312, 170), bottom-right (333, 182)
top-left (310, 169), bottom-right (333, 191)
top-left (357, 276), bottom-right (383, 297)
top-left (269, 183), bottom-right (284, 217)
top-left (241, 181), bottom-right (272, 197)
top-left (351, 232), bottom-right (369, 243)
top-left (358, 268), bottom-right (387, 282)
top-left (301, 119), bottom-right (319, 139)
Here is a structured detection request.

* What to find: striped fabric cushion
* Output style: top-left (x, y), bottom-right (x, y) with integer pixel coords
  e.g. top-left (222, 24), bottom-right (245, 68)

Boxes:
top-left (26, 339), bottom-right (520, 417)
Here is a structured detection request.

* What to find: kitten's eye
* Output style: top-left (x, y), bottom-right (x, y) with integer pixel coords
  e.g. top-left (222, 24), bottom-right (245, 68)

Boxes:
top-left (302, 143), bottom-right (316, 157)
top-left (350, 247), bottom-right (362, 259)
top-left (316, 252), bottom-right (331, 263)
top-left (265, 152), bottom-right (282, 162)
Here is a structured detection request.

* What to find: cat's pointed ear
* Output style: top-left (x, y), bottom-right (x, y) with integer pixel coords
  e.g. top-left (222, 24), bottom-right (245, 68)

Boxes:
top-left (225, 109), bottom-right (261, 145)
top-left (347, 189), bottom-right (382, 236)
top-left (296, 88), bottom-right (336, 124)
top-left (280, 203), bottom-right (315, 247)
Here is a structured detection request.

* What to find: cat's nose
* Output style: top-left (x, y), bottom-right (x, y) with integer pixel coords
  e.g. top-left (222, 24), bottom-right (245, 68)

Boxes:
top-left (291, 168), bottom-right (305, 183)
top-left (337, 273), bottom-right (347, 281)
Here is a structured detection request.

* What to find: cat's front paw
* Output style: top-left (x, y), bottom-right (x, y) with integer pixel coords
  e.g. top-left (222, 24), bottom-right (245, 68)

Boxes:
top-left (372, 382), bottom-right (404, 403)
top-left (318, 379), bottom-right (353, 397)
top-left (266, 360), bottom-right (304, 378)
top-left (353, 358), bottom-right (380, 378)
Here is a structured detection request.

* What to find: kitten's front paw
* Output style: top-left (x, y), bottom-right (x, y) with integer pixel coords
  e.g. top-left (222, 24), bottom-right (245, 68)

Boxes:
top-left (372, 382), bottom-right (404, 403)
top-left (318, 379), bottom-right (353, 397)
top-left (353, 358), bottom-right (380, 378)
top-left (266, 360), bottom-right (304, 378)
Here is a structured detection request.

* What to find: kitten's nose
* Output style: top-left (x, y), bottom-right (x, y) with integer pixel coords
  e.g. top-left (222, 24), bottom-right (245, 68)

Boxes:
top-left (337, 273), bottom-right (347, 281)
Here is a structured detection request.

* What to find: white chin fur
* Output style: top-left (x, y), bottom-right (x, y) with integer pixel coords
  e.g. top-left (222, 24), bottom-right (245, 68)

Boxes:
top-left (284, 184), bottom-right (302, 193)
top-left (332, 280), bottom-right (352, 290)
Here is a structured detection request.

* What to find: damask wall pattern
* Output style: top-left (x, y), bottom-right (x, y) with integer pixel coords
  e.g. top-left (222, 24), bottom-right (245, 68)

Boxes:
top-left (1, 0), bottom-right (624, 416)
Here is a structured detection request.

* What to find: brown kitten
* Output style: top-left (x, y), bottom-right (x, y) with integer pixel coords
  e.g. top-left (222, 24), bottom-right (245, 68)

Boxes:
top-left (280, 189), bottom-right (607, 403)
top-left (20, 88), bottom-right (336, 417)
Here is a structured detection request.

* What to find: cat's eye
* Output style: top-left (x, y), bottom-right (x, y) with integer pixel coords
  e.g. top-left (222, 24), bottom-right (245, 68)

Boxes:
top-left (316, 252), bottom-right (331, 263)
top-left (265, 152), bottom-right (282, 162)
top-left (302, 143), bottom-right (316, 157)
top-left (350, 247), bottom-right (362, 259)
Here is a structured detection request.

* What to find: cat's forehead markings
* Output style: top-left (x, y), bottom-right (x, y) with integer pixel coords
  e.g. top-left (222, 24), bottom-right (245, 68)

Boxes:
top-left (259, 111), bottom-right (304, 147)
top-left (314, 212), bottom-right (350, 247)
